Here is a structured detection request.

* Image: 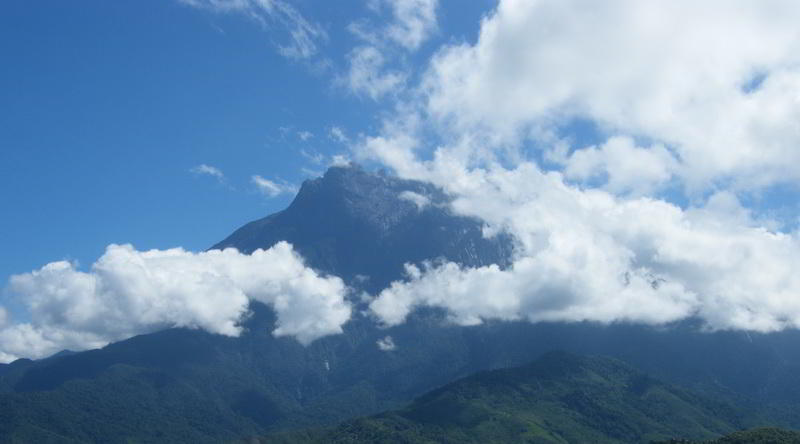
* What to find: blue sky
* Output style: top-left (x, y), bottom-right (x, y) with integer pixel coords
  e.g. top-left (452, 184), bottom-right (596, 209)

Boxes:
top-left (3, 0), bottom-right (800, 361)
top-left (0, 0), bottom-right (492, 285)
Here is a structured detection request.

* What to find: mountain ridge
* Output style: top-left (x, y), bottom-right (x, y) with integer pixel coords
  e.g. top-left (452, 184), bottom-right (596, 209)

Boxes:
top-left (257, 351), bottom-right (758, 444)
top-left (2, 165), bottom-right (800, 442)
top-left (213, 164), bottom-right (514, 292)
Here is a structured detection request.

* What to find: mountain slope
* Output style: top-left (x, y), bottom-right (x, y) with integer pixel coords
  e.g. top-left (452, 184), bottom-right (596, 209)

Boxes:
top-left (260, 352), bottom-right (752, 444)
top-left (3, 165), bottom-right (800, 442)
top-left (213, 164), bottom-right (513, 292)
top-left (655, 427), bottom-right (800, 443)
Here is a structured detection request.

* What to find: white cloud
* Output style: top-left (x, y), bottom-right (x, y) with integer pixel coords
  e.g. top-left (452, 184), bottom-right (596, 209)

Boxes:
top-left (0, 242), bottom-right (351, 362)
top-left (343, 46), bottom-right (406, 100)
top-left (251, 175), bottom-right (297, 197)
top-left (298, 131), bottom-right (313, 141)
top-left (376, 335), bottom-right (396, 351)
top-left (351, 0), bottom-right (438, 51)
top-left (340, 0), bottom-right (438, 99)
top-left (330, 155), bottom-right (352, 167)
top-left (369, 162), bottom-right (800, 334)
top-left (191, 164), bottom-right (225, 182)
top-left (0, 307), bottom-right (7, 328)
top-left (399, 190), bottom-right (430, 209)
top-left (383, 0), bottom-right (438, 50)
top-left (420, 0), bottom-right (800, 192)
top-left (178, 0), bottom-right (326, 60)
top-left (329, 126), bottom-right (350, 144)
top-left (352, 1), bottom-right (800, 336)
top-left (563, 136), bottom-right (678, 196)
top-left (300, 149), bottom-right (324, 165)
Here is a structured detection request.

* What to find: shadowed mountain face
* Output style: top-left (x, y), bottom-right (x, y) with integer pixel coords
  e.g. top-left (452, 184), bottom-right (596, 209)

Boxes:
top-left (213, 165), bottom-right (513, 292)
top-left (2, 165), bottom-right (800, 443)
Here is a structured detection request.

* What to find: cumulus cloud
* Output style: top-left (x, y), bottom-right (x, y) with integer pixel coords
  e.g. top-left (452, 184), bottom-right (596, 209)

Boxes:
top-left (347, 0), bottom-right (800, 337)
top-left (369, 163), bottom-right (800, 333)
top-left (420, 0), bottom-right (800, 192)
top-left (251, 175), bottom-right (297, 197)
top-left (0, 242), bottom-right (351, 362)
top-left (399, 190), bottom-right (430, 210)
top-left (178, 0), bottom-right (326, 60)
top-left (562, 136), bottom-right (678, 196)
top-left (376, 335), bottom-right (396, 351)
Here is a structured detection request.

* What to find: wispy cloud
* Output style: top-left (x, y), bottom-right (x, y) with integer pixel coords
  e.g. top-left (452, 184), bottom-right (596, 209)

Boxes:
top-left (251, 174), bottom-right (297, 197)
top-left (329, 126), bottom-right (350, 144)
top-left (190, 164), bottom-right (225, 182)
top-left (178, 0), bottom-right (327, 60)
top-left (300, 149), bottom-right (324, 165)
top-left (339, 0), bottom-right (438, 100)
top-left (343, 46), bottom-right (407, 100)
top-left (356, 0), bottom-right (439, 51)
top-left (383, 0), bottom-right (438, 50)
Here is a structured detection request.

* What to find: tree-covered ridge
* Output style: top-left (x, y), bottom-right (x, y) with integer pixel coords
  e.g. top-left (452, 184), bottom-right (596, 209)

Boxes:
top-left (655, 427), bottom-right (800, 443)
top-left (254, 352), bottom-right (760, 444)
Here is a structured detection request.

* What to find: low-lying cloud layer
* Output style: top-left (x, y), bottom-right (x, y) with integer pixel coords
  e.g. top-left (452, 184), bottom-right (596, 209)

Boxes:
top-left (0, 242), bottom-right (350, 362)
top-left (369, 164), bottom-right (800, 333)
top-left (361, 1), bottom-right (800, 336)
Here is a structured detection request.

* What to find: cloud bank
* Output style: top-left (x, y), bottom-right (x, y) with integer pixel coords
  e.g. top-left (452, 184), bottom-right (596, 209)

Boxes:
top-left (362, 1), bottom-right (800, 334)
top-left (0, 242), bottom-right (350, 362)
top-left (417, 0), bottom-right (800, 192)
top-left (369, 164), bottom-right (800, 333)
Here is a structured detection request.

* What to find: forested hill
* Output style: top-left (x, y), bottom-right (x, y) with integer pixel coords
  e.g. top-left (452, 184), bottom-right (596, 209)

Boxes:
top-left (256, 352), bottom-right (764, 444)
top-left (655, 427), bottom-right (800, 443)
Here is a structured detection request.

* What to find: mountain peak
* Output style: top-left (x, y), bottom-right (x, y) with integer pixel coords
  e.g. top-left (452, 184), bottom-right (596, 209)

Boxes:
top-left (288, 164), bottom-right (445, 233)
top-left (213, 165), bottom-right (512, 292)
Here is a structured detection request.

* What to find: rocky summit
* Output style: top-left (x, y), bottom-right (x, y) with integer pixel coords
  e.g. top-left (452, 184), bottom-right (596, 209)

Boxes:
top-left (213, 164), bottom-right (513, 292)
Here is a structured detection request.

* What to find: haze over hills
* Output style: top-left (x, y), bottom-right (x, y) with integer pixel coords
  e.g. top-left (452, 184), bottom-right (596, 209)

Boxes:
top-left (1, 165), bottom-right (800, 443)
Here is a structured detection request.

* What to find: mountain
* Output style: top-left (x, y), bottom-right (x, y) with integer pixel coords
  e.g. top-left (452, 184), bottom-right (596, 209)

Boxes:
top-left (258, 352), bottom-right (753, 444)
top-left (213, 164), bottom-right (513, 293)
top-left (2, 165), bottom-right (800, 442)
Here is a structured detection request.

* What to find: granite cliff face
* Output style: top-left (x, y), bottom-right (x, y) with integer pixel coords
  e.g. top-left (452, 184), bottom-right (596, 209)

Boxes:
top-left (213, 164), bottom-right (513, 292)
